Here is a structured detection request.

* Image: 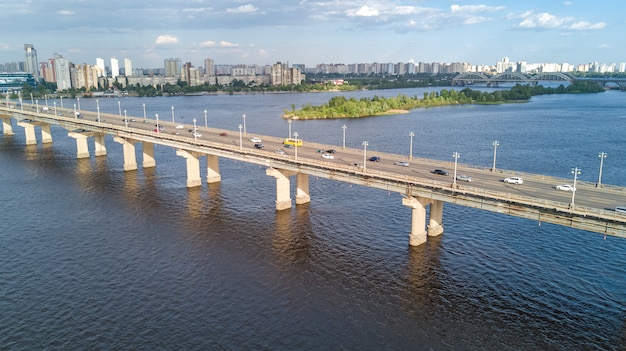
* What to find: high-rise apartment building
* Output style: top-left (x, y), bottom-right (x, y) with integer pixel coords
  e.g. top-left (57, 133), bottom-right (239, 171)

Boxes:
top-left (24, 44), bottom-right (40, 82)
top-left (204, 58), bottom-right (215, 77)
top-left (124, 58), bottom-right (132, 76)
top-left (54, 53), bottom-right (71, 91)
top-left (164, 58), bottom-right (181, 77)
top-left (96, 58), bottom-right (106, 77)
top-left (110, 58), bottom-right (119, 79)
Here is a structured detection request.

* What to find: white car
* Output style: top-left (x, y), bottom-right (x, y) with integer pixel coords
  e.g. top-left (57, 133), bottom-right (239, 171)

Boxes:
top-left (275, 149), bottom-right (285, 155)
top-left (504, 177), bottom-right (523, 185)
top-left (456, 174), bottom-right (472, 182)
top-left (556, 184), bottom-right (576, 191)
top-left (249, 137), bottom-right (262, 143)
top-left (321, 153), bottom-right (334, 159)
top-left (192, 132), bottom-right (202, 138)
top-left (394, 161), bottom-right (409, 167)
top-left (175, 124), bottom-right (184, 129)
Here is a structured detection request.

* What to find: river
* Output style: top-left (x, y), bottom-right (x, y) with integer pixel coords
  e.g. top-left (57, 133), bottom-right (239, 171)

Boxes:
top-left (1, 88), bottom-right (625, 350)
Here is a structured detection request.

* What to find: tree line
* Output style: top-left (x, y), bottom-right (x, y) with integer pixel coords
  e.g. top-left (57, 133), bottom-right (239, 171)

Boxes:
top-left (283, 82), bottom-right (606, 119)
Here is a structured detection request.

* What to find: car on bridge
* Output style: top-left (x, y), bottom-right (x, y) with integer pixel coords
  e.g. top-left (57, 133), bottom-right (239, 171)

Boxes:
top-left (250, 137), bottom-right (262, 143)
top-left (254, 143), bottom-right (264, 149)
top-left (556, 184), bottom-right (576, 191)
top-left (321, 153), bottom-right (334, 159)
top-left (219, 132), bottom-right (228, 136)
top-left (394, 161), bottom-right (409, 167)
top-left (369, 156), bottom-right (381, 162)
top-left (176, 125), bottom-right (184, 129)
top-left (456, 174), bottom-right (472, 182)
top-left (275, 149), bottom-right (285, 155)
top-left (433, 169), bottom-right (449, 176)
top-left (504, 177), bottom-right (523, 185)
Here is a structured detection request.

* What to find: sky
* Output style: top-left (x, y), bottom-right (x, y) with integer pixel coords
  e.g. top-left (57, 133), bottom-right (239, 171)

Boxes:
top-left (0, 0), bottom-right (624, 69)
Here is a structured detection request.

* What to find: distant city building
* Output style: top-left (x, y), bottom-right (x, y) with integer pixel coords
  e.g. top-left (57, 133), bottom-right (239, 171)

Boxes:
top-left (0, 72), bottom-right (36, 92)
top-left (23, 44), bottom-right (40, 83)
top-left (53, 53), bottom-right (71, 91)
top-left (110, 58), bottom-right (119, 79)
top-left (204, 58), bottom-right (215, 77)
top-left (95, 58), bottom-right (106, 77)
top-left (164, 58), bottom-right (181, 77)
top-left (124, 58), bottom-right (132, 76)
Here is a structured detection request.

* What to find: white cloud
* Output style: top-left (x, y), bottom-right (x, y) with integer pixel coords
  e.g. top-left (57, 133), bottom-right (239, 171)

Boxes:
top-left (450, 5), bottom-right (505, 13)
top-left (568, 21), bottom-right (606, 30)
top-left (516, 11), bottom-right (572, 29)
top-left (226, 4), bottom-right (258, 14)
top-left (219, 41), bottom-right (239, 47)
top-left (155, 35), bottom-right (178, 45)
top-left (347, 5), bottom-right (379, 17)
top-left (199, 40), bottom-right (216, 47)
top-left (57, 10), bottom-right (74, 16)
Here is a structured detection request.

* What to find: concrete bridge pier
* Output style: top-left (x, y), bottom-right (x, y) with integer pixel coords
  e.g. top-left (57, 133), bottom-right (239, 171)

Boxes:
top-left (428, 200), bottom-right (444, 237)
top-left (402, 196), bottom-right (432, 246)
top-left (16, 121), bottom-right (37, 145)
top-left (113, 136), bottom-right (138, 171)
top-left (68, 132), bottom-right (91, 158)
top-left (94, 134), bottom-right (107, 157)
top-left (206, 155), bottom-right (221, 183)
top-left (142, 141), bottom-right (155, 168)
top-left (176, 149), bottom-right (202, 188)
top-left (295, 173), bottom-right (310, 205)
top-left (266, 168), bottom-right (296, 211)
top-left (41, 124), bottom-right (52, 144)
top-left (2, 118), bottom-right (14, 135)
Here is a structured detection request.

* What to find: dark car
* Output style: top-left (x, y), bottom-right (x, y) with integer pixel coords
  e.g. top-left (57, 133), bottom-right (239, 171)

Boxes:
top-left (326, 149), bottom-right (336, 153)
top-left (254, 143), bottom-right (264, 149)
top-left (369, 156), bottom-right (380, 162)
top-left (433, 169), bottom-right (449, 176)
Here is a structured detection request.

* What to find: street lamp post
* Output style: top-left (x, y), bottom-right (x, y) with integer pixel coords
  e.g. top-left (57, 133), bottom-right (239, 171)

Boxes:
top-left (492, 140), bottom-right (499, 172)
top-left (142, 103), bottom-right (146, 121)
top-left (45, 94), bottom-right (48, 107)
top-left (342, 125), bottom-right (347, 150)
top-left (452, 152), bottom-right (460, 187)
top-left (242, 114), bottom-right (247, 135)
top-left (59, 96), bottom-right (63, 109)
top-left (362, 141), bottom-right (368, 172)
top-left (73, 104), bottom-right (77, 120)
top-left (238, 124), bottom-right (243, 150)
top-left (36, 99), bottom-right (39, 115)
top-left (293, 132), bottom-right (299, 160)
top-left (96, 99), bottom-right (100, 123)
top-left (204, 109), bottom-right (208, 129)
top-left (53, 101), bottom-right (56, 115)
top-left (193, 118), bottom-right (197, 140)
top-left (155, 113), bottom-right (159, 133)
top-left (570, 167), bottom-right (581, 207)
top-left (288, 119), bottom-right (292, 138)
top-left (597, 152), bottom-right (607, 188)
top-left (77, 97), bottom-right (80, 111)
top-left (117, 101), bottom-right (121, 119)
top-left (409, 132), bottom-right (415, 160)
top-left (30, 93), bottom-right (33, 106)
top-left (171, 106), bottom-right (175, 124)
top-left (124, 110), bottom-right (128, 131)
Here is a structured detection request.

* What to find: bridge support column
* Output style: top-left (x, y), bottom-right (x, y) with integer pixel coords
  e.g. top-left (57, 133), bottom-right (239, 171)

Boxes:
top-left (266, 168), bottom-right (296, 211)
top-left (2, 118), bottom-right (14, 135)
top-left (41, 124), bottom-right (52, 144)
top-left (142, 141), bottom-right (155, 168)
top-left (113, 136), bottom-right (138, 171)
top-left (68, 132), bottom-right (90, 159)
top-left (206, 155), bottom-right (221, 183)
top-left (295, 173), bottom-right (310, 205)
top-left (402, 196), bottom-right (430, 246)
top-left (428, 200), bottom-right (444, 237)
top-left (94, 134), bottom-right (107, 156)
top-left (176, 149), bottom-right (202, 188)
top-left (17, 122), bottom-right (37, 145)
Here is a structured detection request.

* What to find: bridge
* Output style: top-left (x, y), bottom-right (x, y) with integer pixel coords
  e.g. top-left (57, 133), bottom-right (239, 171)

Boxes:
top-left (2, 103), bottom-right (626, 246)
top-left (451, 72), bottom-right (626, 88)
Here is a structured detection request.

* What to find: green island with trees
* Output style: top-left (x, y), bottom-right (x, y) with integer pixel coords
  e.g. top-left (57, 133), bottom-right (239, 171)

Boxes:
top-left (282, 81), bottom-right (606, 120)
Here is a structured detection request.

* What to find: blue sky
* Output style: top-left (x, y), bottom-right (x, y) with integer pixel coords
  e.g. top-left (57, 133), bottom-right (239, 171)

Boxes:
top-left (0, 0), bottom-right (623, 69)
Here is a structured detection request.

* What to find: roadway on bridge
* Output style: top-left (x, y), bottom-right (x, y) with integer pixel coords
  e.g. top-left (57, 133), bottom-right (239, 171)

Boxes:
top-left (13, 105), bottom-right (626, 216)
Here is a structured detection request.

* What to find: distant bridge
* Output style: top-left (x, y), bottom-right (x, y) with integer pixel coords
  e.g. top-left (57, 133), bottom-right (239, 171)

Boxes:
top-left (451, 72), bottom-right (626, 88)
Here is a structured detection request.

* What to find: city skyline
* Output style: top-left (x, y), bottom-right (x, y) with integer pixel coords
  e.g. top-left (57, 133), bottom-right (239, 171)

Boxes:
top-left (1, 1), bottom-right (624, 69)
